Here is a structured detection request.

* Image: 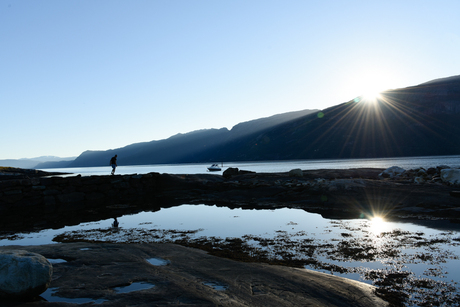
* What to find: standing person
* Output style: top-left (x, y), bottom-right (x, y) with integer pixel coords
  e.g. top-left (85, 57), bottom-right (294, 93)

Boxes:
top-left (110, 154), bottom-right (117, 175)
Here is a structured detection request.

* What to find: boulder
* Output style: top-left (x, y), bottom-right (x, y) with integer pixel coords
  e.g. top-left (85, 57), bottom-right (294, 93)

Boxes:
top-left (441, 169), bottom-right (460, 185)
top-left (426, 167), bottom-right (437, 175)
top-left (288, 169), bottom-right (303, 177)
top-left (416, 168), bottom-right (427, 176)
top-left (223, 167), bottom-right (239, 178)
top-left (437, 165), bottom-right (451, 171)
top-left (379, 166), bottom-right (405, 179)
top-left (0, 250), bottom-right (53, 299)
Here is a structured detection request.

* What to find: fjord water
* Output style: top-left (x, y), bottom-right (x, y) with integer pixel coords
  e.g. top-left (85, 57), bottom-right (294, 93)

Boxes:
top-left (40, 155), bottom-right (460, 176)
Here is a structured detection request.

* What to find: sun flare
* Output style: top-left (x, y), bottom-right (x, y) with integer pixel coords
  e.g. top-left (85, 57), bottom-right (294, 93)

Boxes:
top-left (369, 216), bottom-right (387, 234)
top-left (347, 66), bottom-right (394, 104)
top-left (361, 88), bottom-right (382, 102)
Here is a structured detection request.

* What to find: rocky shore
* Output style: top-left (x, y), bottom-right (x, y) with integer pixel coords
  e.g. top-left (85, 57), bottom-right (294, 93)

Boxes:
top-left (1, 242), bottom-right (388, 307)
top-left (2, 166), bottom-right (460, 235)
top-left (0, 167), bottom-right (69, 181)
top-left (2, 166), bottom-right (460, 306)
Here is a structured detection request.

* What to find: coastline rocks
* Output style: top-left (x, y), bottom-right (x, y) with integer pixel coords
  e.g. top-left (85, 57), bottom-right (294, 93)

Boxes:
top-left (0, 250), bottom-right (52, 299)
top-left (289, 168), bottom-right (303, 177)
top-left (378, 165), bottom-right (458, 184)
top-left (441, 169), bottom-right (460, 185)
top-left (223, 167), bottom-right (240, 178)
top-left (379, 166), bottom-right (406, 179)
top-left (223, 168), bottom-right (255, 178)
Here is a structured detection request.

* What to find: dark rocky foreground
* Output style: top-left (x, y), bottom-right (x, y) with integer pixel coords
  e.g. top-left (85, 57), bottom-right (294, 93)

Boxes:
top-left (2, 167), bottom-right (460, 235)
top-left (0, 242), bottom-right (387, 307)
top-left (2, 167), bottom-right (460, 306)
top-left (0, 167), bottom-right (68, 181)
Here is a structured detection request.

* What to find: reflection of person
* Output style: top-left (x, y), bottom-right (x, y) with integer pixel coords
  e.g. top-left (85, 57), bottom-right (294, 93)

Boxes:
top-left (110, 155), bottom-right (117, 175)
top-left (112, 217), bottom-right (119, 228)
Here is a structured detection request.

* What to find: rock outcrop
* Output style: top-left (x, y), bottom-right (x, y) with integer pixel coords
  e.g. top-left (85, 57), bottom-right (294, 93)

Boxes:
top-left (378, 166), bottom-right (405, 178)
top-left (0, 243), bottom-right (388, 307)
top-left (441, 169), bottom-right (460, 185)
top-left (288, 168), bottom-right (303, 177)
top-left (0, 250), bottom-right (52, 299)
top-left (2, 167), bottom-right (460, 236)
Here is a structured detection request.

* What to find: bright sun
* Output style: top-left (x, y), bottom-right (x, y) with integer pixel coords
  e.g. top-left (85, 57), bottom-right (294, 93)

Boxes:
top-left (369, 216), bottom-right (388, 234)
top-left (361, 88), bottom-right (382, 102)
top-left (348, 66), bottom-right (394, 103)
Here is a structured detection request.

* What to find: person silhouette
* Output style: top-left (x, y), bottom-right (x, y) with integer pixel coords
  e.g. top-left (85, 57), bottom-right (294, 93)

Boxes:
top-left (110, 155), bottom-right (118, 175)
top-left (112, 217), bottom-right (119, 228)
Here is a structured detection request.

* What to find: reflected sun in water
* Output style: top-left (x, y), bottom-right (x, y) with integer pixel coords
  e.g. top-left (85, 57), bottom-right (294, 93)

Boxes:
top-left (369, 216), bottom-right (389, 235)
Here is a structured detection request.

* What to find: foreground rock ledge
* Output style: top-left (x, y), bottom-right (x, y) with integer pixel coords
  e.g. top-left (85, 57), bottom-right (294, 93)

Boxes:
top-left (0, 242), bottom-right (388, 307)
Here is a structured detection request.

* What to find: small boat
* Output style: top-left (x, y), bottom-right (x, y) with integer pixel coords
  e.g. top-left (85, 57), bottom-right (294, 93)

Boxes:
top-left (207, 164), bottom-right (222, 171)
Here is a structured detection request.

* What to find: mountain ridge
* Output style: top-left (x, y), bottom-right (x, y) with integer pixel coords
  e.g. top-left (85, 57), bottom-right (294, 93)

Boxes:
top-left (31, 109), bottom-right (318, 168)
top-left (6, 74), bottom-right (460, 169)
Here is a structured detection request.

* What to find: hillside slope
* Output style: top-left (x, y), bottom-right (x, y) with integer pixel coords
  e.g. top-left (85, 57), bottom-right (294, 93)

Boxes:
top-left (67, 109), bottom-right (318, 167)
top-left (36, 74), bottom-right (460, 168)
top-left (208, 75), bottom-right (460, 161)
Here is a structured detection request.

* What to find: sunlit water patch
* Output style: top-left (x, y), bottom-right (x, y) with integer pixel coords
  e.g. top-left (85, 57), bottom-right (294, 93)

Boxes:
top-left (203, 281), bottom-right (229, 291)
top-left (41, 287), bottom-right (107, 304)
top-left (47, 258), bottom-right (67, 264)
top-left (2, 204), bottom-right (460, 306)
top-left (146, 257), bottom-right (170, 266)
top-left (113, 282), bottom-right (155, 293)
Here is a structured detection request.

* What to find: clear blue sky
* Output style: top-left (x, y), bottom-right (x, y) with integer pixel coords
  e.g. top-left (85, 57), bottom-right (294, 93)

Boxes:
top-left (1, 0), bottom-right (459, 159)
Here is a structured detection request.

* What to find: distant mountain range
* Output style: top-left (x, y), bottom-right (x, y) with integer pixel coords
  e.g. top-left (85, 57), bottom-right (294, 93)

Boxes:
top-left (0, 156), bottom-right (75, 169)
top-left (3, 74), bottom-right (460, 169)
top-left (43, 109), bottom-right (319, 168)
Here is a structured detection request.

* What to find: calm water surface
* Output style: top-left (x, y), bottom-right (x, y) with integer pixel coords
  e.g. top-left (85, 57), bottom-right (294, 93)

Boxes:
top-left (2, 205), bottom-right (460, 306)
top-left (41, 155), bottom-right (460, 176)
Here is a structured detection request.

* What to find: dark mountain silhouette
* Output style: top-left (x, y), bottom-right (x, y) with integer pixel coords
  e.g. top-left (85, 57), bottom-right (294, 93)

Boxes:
top-left (64, 109), bottom-right (319, 167)
top-left (207, 75), bottom-right (460, 161)
top-left (34, 74), bottom-right (460, 168)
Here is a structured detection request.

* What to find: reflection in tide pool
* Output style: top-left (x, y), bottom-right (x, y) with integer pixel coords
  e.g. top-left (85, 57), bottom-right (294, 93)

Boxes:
top-left (2, 204), bottom-right (460, 306)
top-left (41, 287), bottom-right (107, 304)
top-left (0, 205), bottom-right (333, 246)
top-left (1, 204), bottom-right (455, 246)
top-left (113, 282), bottom-right (155, 293)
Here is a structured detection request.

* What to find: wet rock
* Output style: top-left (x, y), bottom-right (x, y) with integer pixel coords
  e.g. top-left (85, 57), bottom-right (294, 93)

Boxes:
top-left (315, 178), bottom-right (328, 185)
top-left (416, 168), bottom-right (427, 176)
top-left (0, 250), bottom-right (52, 299)
top-left (379, 166), bottom-right (406, 179)
top-left (223, 167), bottom-right (239, 178)
top-left (426, 167), bottom-right (437, 175)
top-left (328, 179), bottom-right (366, 190)
top-left (437, 165), bottom-right (451, 171)
top-left (289, 168), bottom-right (303, 177)
top-left (441, 169), bottom-right (460, 185)
top-left (289, 169), bottom-right (303, 177)
top-left (223, 168), bottom-right (255, 178)
top-left (0, 243), bottom-right (388, 307)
